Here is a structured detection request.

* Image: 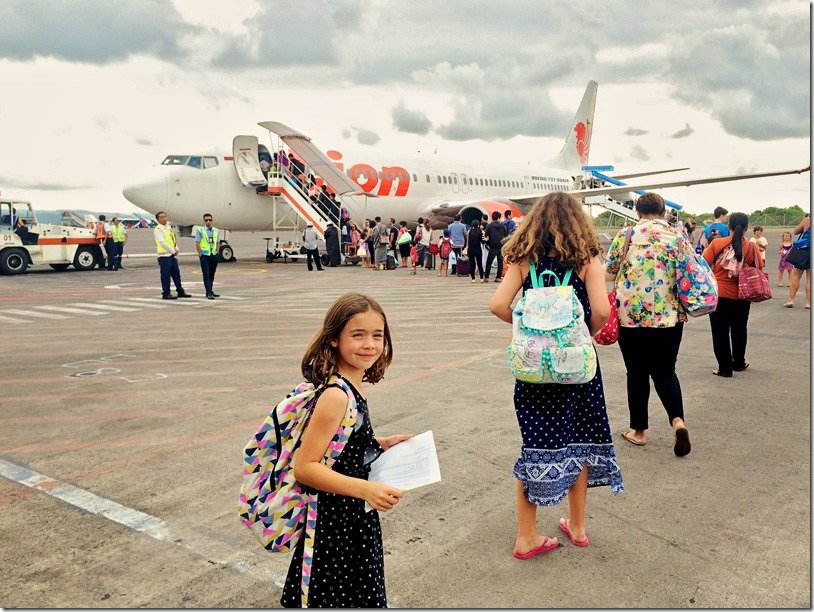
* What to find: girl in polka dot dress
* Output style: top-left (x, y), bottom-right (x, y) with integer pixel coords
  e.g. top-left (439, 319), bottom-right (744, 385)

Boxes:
top-left (281, 292), bottom-right (412, 608)
top-left (489, 192), bottom-right (624, 559)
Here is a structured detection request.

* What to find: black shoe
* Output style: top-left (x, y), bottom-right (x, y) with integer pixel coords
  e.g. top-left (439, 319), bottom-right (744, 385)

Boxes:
top-left (733, 362), bottom-right (750, 372)
top-left (177, 292), bottom-right (192, 298)
top-left (712, 369), bottom-right (733, 378)
top-left (206, 293), bottom-right (215, 300)
top-left (211, 293), bottom-right (220, 297)
top-left (162, 295), bottom-right (177, 300)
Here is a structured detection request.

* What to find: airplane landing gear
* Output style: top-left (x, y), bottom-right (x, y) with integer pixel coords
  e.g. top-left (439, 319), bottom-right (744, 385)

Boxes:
top-left (218, 243), bottom-right (236, 262)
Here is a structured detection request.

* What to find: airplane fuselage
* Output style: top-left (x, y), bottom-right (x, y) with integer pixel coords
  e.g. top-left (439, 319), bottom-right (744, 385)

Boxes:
top-left (132, 148), bottom-right (574, 231)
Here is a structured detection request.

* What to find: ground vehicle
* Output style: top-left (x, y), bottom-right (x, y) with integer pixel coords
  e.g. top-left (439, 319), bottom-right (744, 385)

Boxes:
top-left (0, 200), bottom-right (101, 275)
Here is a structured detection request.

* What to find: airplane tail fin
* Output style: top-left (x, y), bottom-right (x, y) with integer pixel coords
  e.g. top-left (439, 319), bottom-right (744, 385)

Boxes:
top-left (547, 80), bottom-right (597, 172)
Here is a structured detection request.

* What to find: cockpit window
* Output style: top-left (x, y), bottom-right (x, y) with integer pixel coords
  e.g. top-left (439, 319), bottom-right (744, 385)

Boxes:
top-left (203, 156), bottom-right (218, 169)
top-left (186, 156), bottom-right (202, 169)
top-left (162, 155), bottom-right (190, 165)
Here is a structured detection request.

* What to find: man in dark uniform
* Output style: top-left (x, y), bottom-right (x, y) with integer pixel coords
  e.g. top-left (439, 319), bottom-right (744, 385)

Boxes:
top-left (324, 222), bottom-right (341, 267)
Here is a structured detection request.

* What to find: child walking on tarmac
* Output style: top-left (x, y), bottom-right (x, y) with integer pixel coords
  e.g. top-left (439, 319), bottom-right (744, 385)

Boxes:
top-left (281, 292), bottom-right (412, 608)
top-left (489, 192), bottom-right (623, 559)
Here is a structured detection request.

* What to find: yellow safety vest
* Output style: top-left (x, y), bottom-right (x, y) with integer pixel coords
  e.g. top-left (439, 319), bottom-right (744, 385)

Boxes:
top-left (199, 226), bottom-right (219, 255)
top-left (111, 224), bottom-right (126, 242)
top-left (155, 224), bottom-right (176, 254)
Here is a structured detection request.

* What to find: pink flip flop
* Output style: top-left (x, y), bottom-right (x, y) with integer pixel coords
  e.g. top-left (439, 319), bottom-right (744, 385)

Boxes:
top-left (512, 537), bottom-right (559, 559)
top-left (559, 518), bottom-right (590, 547)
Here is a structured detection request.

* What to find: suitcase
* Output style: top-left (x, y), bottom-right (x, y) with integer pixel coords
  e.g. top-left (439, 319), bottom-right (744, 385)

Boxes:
top-left (386, 254), bottom-right (396, 270)
top-left (456, 258), bottom-right (470, 276)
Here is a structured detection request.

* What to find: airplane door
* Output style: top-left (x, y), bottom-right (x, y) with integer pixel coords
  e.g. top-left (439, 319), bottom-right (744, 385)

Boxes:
top-left (232, 136), bottom-right (267, 186)
top-left (460, 173), bottom-right (470, 194)
top-left (450, 172), bottom-right (460, 194)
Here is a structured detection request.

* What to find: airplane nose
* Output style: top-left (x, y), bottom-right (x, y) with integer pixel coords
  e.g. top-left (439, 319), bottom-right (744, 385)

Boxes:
top-left (122, 173), bottom-right (168, 211)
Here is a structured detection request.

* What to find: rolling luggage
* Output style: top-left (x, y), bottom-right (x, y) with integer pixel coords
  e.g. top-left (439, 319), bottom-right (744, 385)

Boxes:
top-left (456, 258), bottom-right (470, 276)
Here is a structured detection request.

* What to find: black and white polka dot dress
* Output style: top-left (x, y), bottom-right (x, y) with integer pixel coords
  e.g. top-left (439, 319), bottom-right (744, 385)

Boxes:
top-left (281, 378), bottom-right (387, 608)
top-left (513, 257), bottom-right (625, 505)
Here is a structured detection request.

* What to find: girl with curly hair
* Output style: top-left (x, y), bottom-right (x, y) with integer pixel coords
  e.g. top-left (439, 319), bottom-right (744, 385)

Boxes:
top-left (490, 192), bottom-right (624, 559)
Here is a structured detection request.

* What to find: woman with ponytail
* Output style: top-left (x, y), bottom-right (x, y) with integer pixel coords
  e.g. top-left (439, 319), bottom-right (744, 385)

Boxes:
top-left (702, 212), bottom-right (763, 377)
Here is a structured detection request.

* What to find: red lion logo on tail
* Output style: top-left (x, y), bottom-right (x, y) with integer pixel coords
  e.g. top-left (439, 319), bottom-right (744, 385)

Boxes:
top-left (573, 120), bottom-right (591, 164)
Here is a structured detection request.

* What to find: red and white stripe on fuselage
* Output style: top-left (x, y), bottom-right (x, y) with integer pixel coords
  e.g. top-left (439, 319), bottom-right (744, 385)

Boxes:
top-left (36, 237), bottom-right (100, 246)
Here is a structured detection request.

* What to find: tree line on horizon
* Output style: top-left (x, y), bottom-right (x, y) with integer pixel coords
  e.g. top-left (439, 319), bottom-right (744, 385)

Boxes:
top-left (595, 204), bottom-right (807, 228)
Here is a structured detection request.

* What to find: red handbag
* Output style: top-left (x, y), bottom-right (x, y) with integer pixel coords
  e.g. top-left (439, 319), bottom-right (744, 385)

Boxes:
top-left (594, 227), bottom-right (632, 346)
top-left (738, 265), bottom-right (772, 302)
top-left (594, 291), bottom-right (620, 345)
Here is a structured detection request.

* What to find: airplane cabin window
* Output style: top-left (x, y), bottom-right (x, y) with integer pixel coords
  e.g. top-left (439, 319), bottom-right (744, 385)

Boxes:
top-left (426, 174), bottom-right (430, 182)
top-left (378, 171), bottom-right (383, 180)
top-left (203, 156), bottom-right (218, 169)
top-left (437, 176), bottom-right (441, 183)
top-left (162, 155), bottom-right (189, 165)
top-left (442, 176), bottom-right (448, 184)
top-left (412, 173), bottom-right (417, 182)
top-left (453, 176), bottom-right (457, 184)
top-left (186, 156), bottom-right (202, 169)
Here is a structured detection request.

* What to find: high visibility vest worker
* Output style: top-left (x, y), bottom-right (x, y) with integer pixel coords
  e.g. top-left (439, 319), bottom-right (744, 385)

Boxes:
top-left (155, 224), bottom-right (177, 255)
top-left (96, 223), bottom-right (108, 240)
top-left (111, 224), bottom-right (126, 242)
top-left (199, 227), bottom-right (219, 256)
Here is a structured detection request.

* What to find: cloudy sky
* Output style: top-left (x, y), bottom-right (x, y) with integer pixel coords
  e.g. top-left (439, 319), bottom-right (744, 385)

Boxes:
top-left (0, 0), bottom-right (809, 216)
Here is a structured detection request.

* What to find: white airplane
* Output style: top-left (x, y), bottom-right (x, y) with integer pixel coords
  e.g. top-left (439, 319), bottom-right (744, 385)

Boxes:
top-left (122, 81), bottom-right (809, 261)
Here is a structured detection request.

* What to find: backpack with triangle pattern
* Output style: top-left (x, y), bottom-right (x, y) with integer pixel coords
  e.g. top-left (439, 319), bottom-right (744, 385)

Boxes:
top-left (238, 375), bottom-right (357, 607)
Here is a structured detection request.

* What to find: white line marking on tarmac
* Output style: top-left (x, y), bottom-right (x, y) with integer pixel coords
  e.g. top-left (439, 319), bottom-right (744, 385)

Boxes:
top-left (0, 458), bottom-right (167, 540)
top-left (0, 314), bottom-right (27, 324)
top-left (128, 297), bottom-right (201, 307)
top-left (212, 295), bottom-right (247, 300)
top-left (69, 302), bottom-right (142, 313)
top-left (4, 309), bottom-right (69, 320)
top-left (36, 305), bottom-right (107, 316)
top-left (0, 457), bottom-right (287, 586)
top-left (100, 299), bottom-right (168, 309)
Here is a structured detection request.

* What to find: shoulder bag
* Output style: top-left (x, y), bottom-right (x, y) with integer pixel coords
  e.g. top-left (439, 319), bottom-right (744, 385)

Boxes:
top-left (594, 227), bottom-right (632, 346)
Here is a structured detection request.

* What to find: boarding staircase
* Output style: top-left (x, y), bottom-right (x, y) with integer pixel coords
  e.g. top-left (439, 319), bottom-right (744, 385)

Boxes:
top-left (231, 126), bottom-right (371, 258)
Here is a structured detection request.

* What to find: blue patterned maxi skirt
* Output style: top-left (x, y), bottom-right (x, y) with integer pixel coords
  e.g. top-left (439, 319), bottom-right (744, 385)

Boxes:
top-left (513, 362), bottom-right (624, 505)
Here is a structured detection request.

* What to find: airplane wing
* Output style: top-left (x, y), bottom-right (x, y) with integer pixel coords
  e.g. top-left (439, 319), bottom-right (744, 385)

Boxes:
top-left (612, 167), bottom-right (690, 180)
top-left (567, 165), bottom-right (810, 199)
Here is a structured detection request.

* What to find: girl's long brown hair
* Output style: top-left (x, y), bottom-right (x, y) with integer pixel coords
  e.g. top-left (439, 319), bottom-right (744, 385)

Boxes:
top-left (301, 292), bottom-right (393, 386)
top-left (503, 192), bottom-right (600, 270)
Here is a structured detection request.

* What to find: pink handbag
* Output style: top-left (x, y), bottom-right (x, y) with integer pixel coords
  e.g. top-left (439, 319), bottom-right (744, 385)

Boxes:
top-left (738, 265), bottom-right (772, 302)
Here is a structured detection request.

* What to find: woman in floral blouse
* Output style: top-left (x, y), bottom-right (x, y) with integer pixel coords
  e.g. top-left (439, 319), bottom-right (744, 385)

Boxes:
top-left (605, 192), bottom-right (696, 457)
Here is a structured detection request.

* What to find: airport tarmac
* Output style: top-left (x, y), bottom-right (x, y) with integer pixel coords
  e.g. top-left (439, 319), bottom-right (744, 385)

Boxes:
top-left (0, 228), bottom-right (810, 608)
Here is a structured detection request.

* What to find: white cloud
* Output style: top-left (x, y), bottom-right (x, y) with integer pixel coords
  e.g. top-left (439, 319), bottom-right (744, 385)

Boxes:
top-left (0, 1), bottom-right (808, 215)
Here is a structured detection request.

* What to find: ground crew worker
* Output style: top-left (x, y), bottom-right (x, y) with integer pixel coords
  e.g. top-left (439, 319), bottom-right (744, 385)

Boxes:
top-left (96, 215), bottom-right (110, 270)
top-left (109, 217), bottom-right (127, 270)
top-left (195, 213), bottom-right (221, 299)
top-left (153, 211), bottom-right (191, 300)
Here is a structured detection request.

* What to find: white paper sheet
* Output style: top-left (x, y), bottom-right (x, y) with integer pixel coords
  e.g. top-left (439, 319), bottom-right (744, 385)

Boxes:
top-left (365, 431), bottom-right (441, 511)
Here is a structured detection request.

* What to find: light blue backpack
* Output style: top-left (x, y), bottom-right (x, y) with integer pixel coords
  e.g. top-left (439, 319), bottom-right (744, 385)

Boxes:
top-left (507, 262), bottom-right (597, 384)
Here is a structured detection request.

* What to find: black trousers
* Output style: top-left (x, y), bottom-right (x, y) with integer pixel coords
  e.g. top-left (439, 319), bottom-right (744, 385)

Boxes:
top-left (708, 297), bottom-right (751, 374)
top-left (467, 251), bottom-right (484, 279)
top-left (158, 256), bottom-right (184, 296)
top-left (104, 238), bottom-right (115, 269)
top-left (306, 248), bottom-right (322, 271)
top-left (485, 247), bottom-right (503, 279)
top-left (199, 254), bottom-right (218, 294)
top-left (617, 324), bottom-right (685, 430)
top-left (111, 242), bottom-right (124, 269)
